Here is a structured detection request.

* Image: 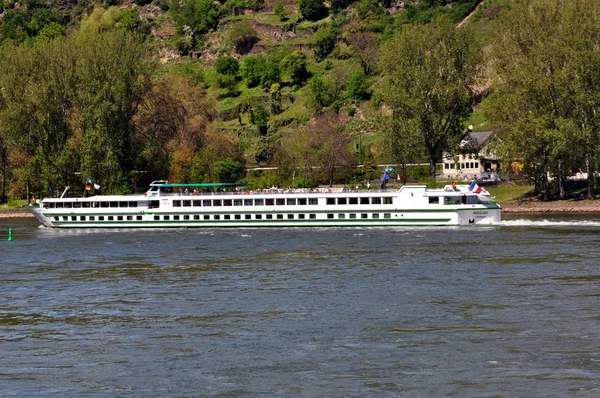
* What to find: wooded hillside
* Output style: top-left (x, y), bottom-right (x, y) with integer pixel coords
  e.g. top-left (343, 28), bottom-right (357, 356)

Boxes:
top-left (1, 0), bottom-right (599, 201)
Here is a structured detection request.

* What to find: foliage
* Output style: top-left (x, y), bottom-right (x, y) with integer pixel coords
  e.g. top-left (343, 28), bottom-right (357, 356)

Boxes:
top-left (281, 51), bottom-right (309, 86)
top-left (486, 0), bottom-right (600, 199)
top-left (215, 56), bottom-right (240, 76)
top-left (214, 158), bottom-right (245, 182)
top-left (229, 20), bottom-right (259, 54)
top-left (312, 24), bottom-right (338, 61)
top-left (298, 0), bottom-right (328, 22)
top-left (346, 70), bottom-right (369, 101)
top-left (378, 18), bottom-right (483, 180)
top-left (241, 55), bottom-right (266, 88)
top-left (170, 0), bottom-right (221, 36)
top-left (274, 2), bottom-right (287, 21)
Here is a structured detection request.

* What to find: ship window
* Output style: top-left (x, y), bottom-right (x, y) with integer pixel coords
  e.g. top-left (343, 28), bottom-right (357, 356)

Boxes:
top-left (244, 199), bottom-right (253, 206)
top-left (372, 197), bottom-right (382, 205)
top-left (56, 203), bottom-right (64, 208)
top-left (193, 215), bottom-right (199, 220)
top-left (149, 200), bottom-right (160, 209)
top-left (173, 215), bottom-right (180, 220)
top-left (234, 199), bottom-right (242, 206)
top-left (327, 214), bottom-right (334, 219)
top-left (245, 214), bottom-right (251, 220)
top-left (110, 202), bottom-right (118, 208)
top-left (100, 202), bottom-right (109, 208)
top-left (266, 214), bottom-right (273, 219)
top-left (183, 200), bottom-right (191, 207)
top-left (309, 198), bottom-right (318, 205)
top-left (350, 214), bottom-right (357, 219)
top-left (298, 214), bottom-right (305, 219)
top-left (108, 216), bottom-right (114, 221)
top-left (223, 214), bottom-right (230, 220)
top-left (154, 215), bottom-right (159, 220)
top-left (235, 214), bottom-right (241, 220)
top-left (309, 214), bottom-right (316, 219)
top-left (214, 215), bottom-right (220, 220)
top-left (96, 216), bottom-right (102, 221)
top-left (173, 200), bottom-right (182, 207)
top-left (372, 213), bottom-right (379, 218)
top-left (127, 216), bottom-right (132, 221)
top-left (203, 200), bottom-right (212, 206)
top-left (384, 197), bottom-right (392, 204)
top-left (287, 198), bottom-right (296, 205)
top-left (73, 202), bottom-right (81, 208)
top-left (193, 200), bottom-right (202, 207)
top-left (137, 216), bottom-right (142, 221)
top-left (129, 201), bottom-right (137, 208)
top-left (326, 198), bottom-right (336, 205)
top-left (360, 198), bottom-right (369, 205)
top-left (222, 200), bottom-right (231, 206)
top-left (64, 202), bottom-right (72, 208)
top-left (213, 200), bottom-right (222, 206)
top-left (338, 214), bottom-right (345, 219)
top-left (117, 216), bottom-right (123, 221)
top-left (164, 215), bottom-right (170, 220)
top-left (276, 198), bottom-right (285, 206)
top-left (204, 215), bottom-right (210, 220)
top-left (287, 214), bottom-right (294, 219)
top-left (255, 199), bottom-right (264, 206)
top-left (119, 201), bottom-right (128, 207)
top-left (71, 216), bottom-right (77, 221)
top-left (256, 214), bottom-right (262, 219)
top-left (184, 215), bottom-right (189, 220)
top-left (48, 203), bottom-right (55, 208)
top-left (298, 198), bottom-right (307, 205)
top-left (429, 197), bottom-right (439, 204)
top-left (277, 214), bottom-right (284, 219)
top-left (384, 213), bottom-right (391, 218)
top-left (361, 213), bottom-right (368, 219)
top-left (89, 216), bottom-right (95, 221)
top-left (338, 198), bottom-right (347, 205)
top-left (265, 199), bottom-right (275, 206)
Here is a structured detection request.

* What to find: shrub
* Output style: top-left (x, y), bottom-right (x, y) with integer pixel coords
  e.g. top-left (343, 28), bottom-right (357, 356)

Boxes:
top-left (298, 0), bottom-right (328, 22)
top-left (215, 56), bottom-right (240, 76)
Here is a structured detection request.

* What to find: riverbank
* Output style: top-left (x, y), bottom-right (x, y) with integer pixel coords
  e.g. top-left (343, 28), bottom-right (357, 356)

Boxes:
top-left (0, 209), bottom-right (33, 218)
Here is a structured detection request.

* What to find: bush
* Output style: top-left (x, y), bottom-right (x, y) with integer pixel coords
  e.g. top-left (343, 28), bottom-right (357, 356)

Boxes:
top-left (282, 51), bottom-right (309, 86)
top-left (298, 0), bottom-right (328, 22)
top-left (241, 55), bottom-right (266, 88)
top-left (313, 25), bottom-right (338, 61)
top-left (215, 56), bottom-right (240, 76)
top-left (346, 71), bottom-right (369, 101)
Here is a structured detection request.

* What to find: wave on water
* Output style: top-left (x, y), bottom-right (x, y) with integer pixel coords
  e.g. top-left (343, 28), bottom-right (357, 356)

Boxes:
top-left (499, 219), bottom-right (600, 227)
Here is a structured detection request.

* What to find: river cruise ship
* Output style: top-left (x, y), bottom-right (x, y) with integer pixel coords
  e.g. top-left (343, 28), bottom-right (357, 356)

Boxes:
top-left (29, 181), bottom-right (501, 228)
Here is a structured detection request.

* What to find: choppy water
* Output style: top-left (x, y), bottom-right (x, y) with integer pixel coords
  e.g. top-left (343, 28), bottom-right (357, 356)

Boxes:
top-left (2, 215), bottom-right (600, 397)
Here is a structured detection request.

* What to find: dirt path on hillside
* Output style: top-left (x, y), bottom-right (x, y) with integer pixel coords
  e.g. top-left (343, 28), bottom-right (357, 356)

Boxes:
top-left (457, 1), bottom-right (484, 28)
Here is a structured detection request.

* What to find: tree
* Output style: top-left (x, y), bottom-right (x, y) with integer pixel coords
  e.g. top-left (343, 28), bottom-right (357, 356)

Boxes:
top-left (298, 0), bottom-right (328, 22)
top-left (274, 2), bottom-right (287, 21)
top-left (282, 51), bottom-right (309, 86)
top-left (214, 158), bottom-right (245, 182)
top-left (241, 55), bottom-right (265, 88)
top-left (312, 25), bottom-right (337, 61)
top-left (346, 31), bottom-right (379, 76)
top-left (378, 18), bottom-right (483, 180)
top-left (347, 71), bottom-right (369, 101)
top-left (486, 0), bottom-right (600, 199)
top-left (215, 56), bottom-right (240, 76)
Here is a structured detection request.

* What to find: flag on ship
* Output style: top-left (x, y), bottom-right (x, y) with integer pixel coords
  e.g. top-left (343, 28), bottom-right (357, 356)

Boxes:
top-left (469, 180), bottom-right (486, 194)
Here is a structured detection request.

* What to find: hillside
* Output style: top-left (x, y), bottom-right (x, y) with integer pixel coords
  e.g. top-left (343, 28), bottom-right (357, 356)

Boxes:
top-left (0, 0), bottom-right (504, 199)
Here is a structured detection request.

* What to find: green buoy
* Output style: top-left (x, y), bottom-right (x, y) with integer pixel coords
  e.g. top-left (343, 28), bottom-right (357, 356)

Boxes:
top-left (8, 228), bottom-right (12, 241)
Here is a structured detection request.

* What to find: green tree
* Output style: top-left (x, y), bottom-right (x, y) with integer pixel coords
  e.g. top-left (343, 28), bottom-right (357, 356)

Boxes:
top-left (241, 55), bottom-right (265, 88)
top-left (346, 70), bottom-right (369, 101)
top-left (487, 0), bottom-right (600, 199)
top-left (229, 20), bottom-right (258, 54)
top-left (214, 158), bottom-right (245, 182)
top-left (312, 25), bottom-right (338, 61)
top-left (274, 2), bottom-right (287, 21)
top-left (215, 56), bottom-right (240, 76)
top-left (378, 18), bottom-right (483, 180)
top-left (282, 51), bottom-right (308, 86)
top-left (298, 0), bottom-right (328, 22)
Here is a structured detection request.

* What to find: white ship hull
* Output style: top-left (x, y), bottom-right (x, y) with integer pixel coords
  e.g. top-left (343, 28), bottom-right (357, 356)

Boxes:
top-left (30, 183), bottom-right (501, 228)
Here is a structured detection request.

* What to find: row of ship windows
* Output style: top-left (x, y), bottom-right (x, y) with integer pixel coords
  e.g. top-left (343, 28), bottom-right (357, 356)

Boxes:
top-left (54, 213), bottom-right (394, 222)
top-left (44, 196), bottom-right (393, 209)
top-left (173, 197), bottom-right (392, 207)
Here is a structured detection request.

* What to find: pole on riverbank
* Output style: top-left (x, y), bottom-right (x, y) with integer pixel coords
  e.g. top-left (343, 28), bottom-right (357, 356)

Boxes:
top-left (8, 228), bottom-right (12, 241)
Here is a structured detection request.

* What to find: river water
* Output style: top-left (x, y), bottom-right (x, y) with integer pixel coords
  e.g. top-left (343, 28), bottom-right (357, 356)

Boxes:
top-left (1, 215), bottom-right (600, 397)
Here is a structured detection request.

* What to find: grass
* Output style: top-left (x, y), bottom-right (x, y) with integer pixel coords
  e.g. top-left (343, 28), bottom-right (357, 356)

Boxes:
top-left (486, 182), bottom-right (534, 203)
top-left (0, 199), bottom-right (28, 211)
